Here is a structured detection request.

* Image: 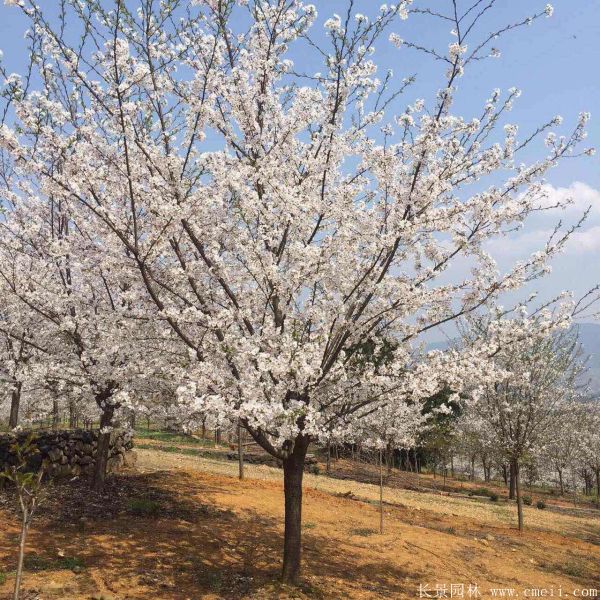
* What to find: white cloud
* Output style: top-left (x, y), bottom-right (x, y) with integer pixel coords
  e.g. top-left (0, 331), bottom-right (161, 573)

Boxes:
top-left (487, 181), bottom-right (600, 261)
top-left (539, 181), bottom-right (600, 216)
top-left (569, 226), bottom-right (600, 254)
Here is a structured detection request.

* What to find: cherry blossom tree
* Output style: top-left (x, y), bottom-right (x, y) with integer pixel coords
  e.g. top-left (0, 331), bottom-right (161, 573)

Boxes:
top-left (545, 402), bottom-right (589, 495)
top-left (0, 0), bottom-right (594, 581)
top-left (579, 404), bottom-right (600, 499)
top-left (461, 309), bottom-right (586, 530)
top-left (0, 330), bottom-right (32, 429)
top-left (0, 169), bottom-right (155, 489)
top-left (358, 393), bottom-right (428, 532)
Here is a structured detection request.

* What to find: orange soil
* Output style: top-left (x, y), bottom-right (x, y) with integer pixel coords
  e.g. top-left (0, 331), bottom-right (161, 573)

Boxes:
top-left (1, 453), bottom-right (599, 599)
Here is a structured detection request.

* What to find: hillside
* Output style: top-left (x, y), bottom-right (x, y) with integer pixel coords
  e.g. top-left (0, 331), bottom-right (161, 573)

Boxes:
top-left (1, 445), bottom-right (599, 599)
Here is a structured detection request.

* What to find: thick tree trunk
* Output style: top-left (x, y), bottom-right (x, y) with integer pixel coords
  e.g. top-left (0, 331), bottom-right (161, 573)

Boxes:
top-left (237, 421), bottom-right (244, 480)
top-left (281, 436), bottom-right (309, 584)
top-left (413, 448), bottom-right (419, 473)
top-left (69, 400), bottom-right (77, 429)
top-left (557, 467), bottom-right (564, 495)
top-left (92, 405), bottom-right (114, 492)
top-left (585, 470), bottom-right (593, 496)
top-left (52, 399), bottom-right (59, 429)
top-left (513, 459), bottom-right (523, 531)
top-left (502, 464), bottom-right (508, 486)
top-left (8, 382), bottom-right (22, 429)
top-left (509, 462), bottom-right (516, 500)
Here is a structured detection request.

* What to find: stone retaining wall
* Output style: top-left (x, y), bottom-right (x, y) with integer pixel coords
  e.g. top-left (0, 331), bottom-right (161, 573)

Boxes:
top-left (0, 429), bottom-right (134, 478)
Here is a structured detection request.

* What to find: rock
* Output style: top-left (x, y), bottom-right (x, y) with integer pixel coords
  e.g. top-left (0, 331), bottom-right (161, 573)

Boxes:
top-left (0, 428), bottom-right (134, 480)
top-left (48, 448), bottom-right (63, 462)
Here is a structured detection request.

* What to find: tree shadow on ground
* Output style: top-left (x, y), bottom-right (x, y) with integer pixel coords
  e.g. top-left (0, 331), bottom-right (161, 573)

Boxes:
top-left (0, 469), bottom-right (417, 599)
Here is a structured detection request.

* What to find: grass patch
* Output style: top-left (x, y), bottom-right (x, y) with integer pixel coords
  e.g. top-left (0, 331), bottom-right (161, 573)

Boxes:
top-left (208, 572), bottom-right (224, 592)
top-left (540, 559), bottom-right (589, 580)
top-left (350, 527), bottom-right (378, 537)
top-left (561, 560), bottom-right (587, 578)
top-left (61, 557), bottom-right (85, 570)
top-left (127, 498), bottom-right (162, 516)
top-left (468, 487), bottom-right (491, 497)
top-left (0, 572), bottom-right (6, 585)
top-left (24, 555), bottom-right (84, 572)
top-left (304, 522), bottom-right (317, 529)
top-left (135, 443), bottom-right (227, 461)
top-left (135, 429), bottom-right (218, 446)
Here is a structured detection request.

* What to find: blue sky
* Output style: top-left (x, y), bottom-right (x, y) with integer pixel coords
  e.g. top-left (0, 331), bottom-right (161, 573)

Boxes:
top-left (1, 0), bottom-right (599, 337)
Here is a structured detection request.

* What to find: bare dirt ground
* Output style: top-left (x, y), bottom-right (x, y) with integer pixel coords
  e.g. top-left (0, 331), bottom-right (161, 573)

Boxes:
top-left (1, 446), bottom-right (600, 600)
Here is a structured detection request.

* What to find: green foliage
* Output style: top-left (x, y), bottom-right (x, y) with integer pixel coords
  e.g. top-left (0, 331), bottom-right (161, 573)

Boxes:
top-left (23, 554), bottom-right (83, 572)
top-left (127, 498), bottom-right (161, 516)
top-left (418, 387), bottom-right (463, 469)
top-left (0, 571), bottom-right (6, 585)
top-left (135, 443), bottom-right (224, 461)
top-left (349, 527), bottom-right (378, 537)
top-left (421, 387), bottom-right (462, 422)
top-left (561, 560), bottom-right (586, 578)
top-left (469, 487), bottom-right (491, 497)
top-left (0, 433), bottom-right (43, 486)
top-left (522, 495), bottom-right (533, 506)
top-left (135, 429), bottom-right (214, 446)
top-left (344, 336), bottom-right (399, 372)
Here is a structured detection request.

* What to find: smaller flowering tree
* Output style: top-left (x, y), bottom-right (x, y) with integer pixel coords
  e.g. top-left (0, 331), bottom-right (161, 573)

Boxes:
top-left (579, 405), bottom-right (600, 499)
top-left (0, 329), bottom-right (33, 429)
top-left (461, 306), bottom-right (586, 530)
top-left (357, 392), bottom-right (429, 533)
top-left (0, 182), bottom-right (155, 489)
top-left (545, 403), bottom-right (589, 495)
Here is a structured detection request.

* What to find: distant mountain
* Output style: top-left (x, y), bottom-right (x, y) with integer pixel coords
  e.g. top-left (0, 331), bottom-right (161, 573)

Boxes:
top-left (573, 322), bottom-right (600, 394)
